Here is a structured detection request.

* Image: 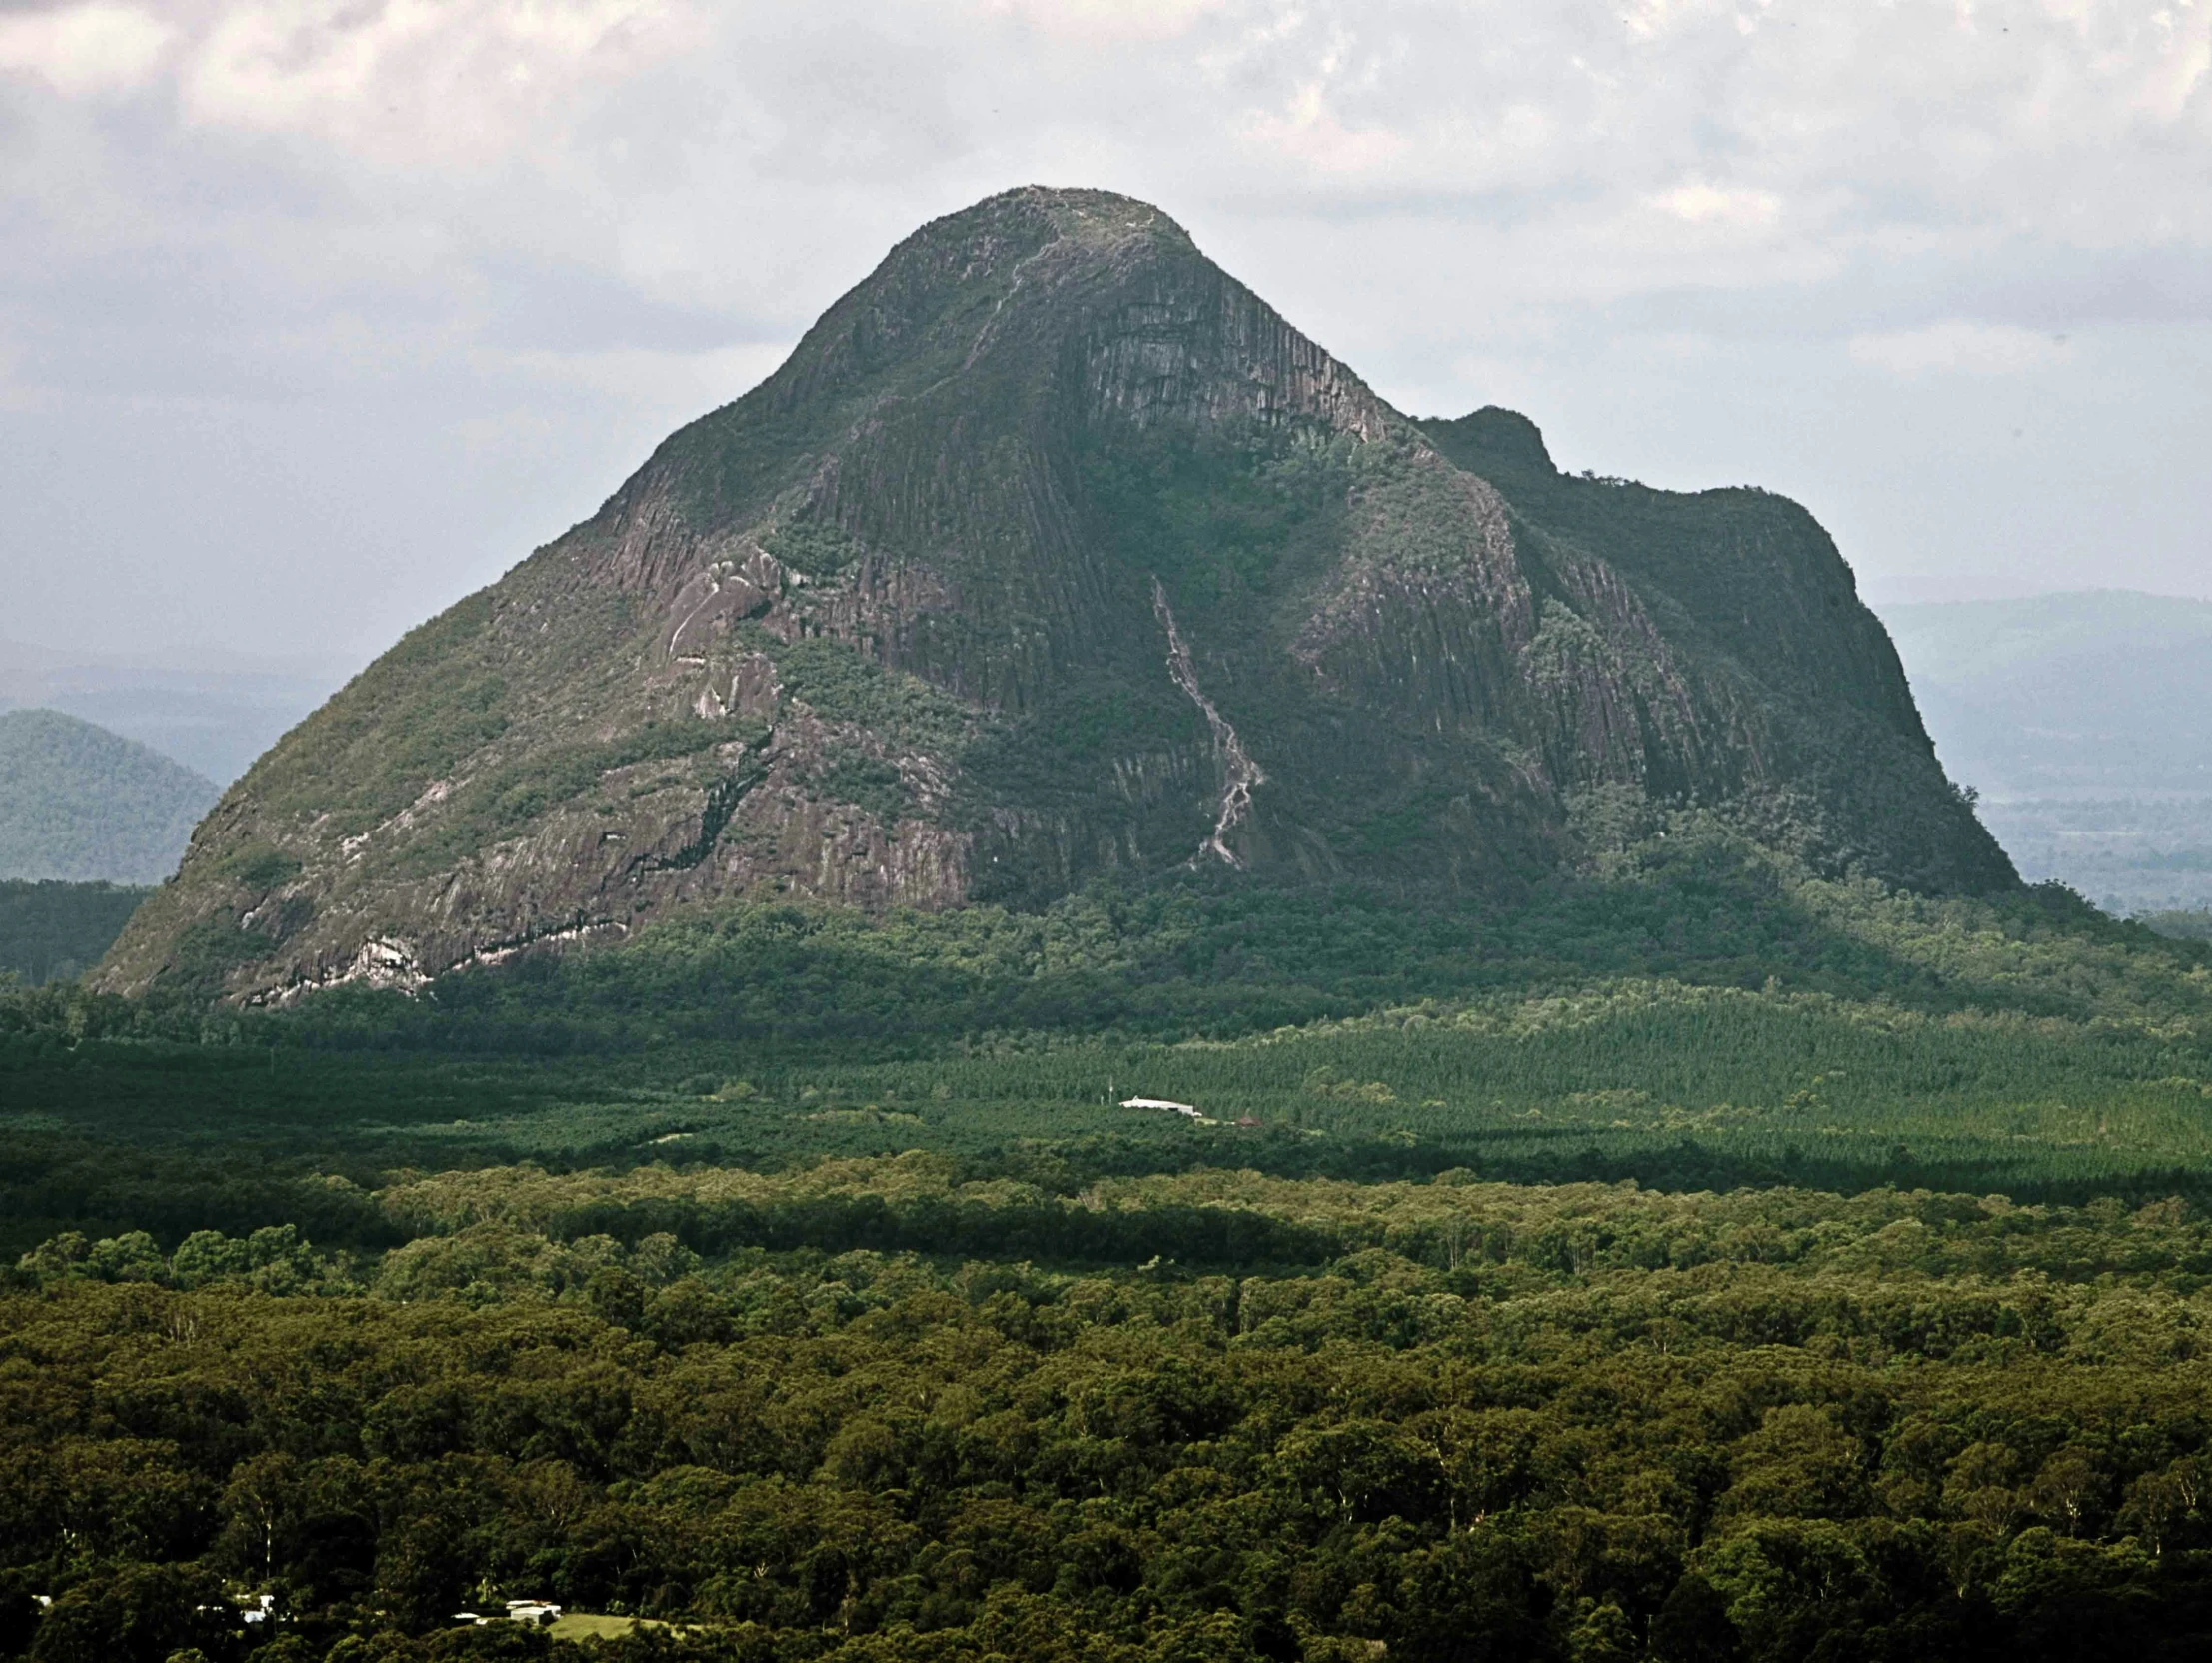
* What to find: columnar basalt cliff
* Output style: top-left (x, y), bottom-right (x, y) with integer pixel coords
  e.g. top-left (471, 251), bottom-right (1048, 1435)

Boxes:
top-left (99, 187), bottom-right (2013, 1003)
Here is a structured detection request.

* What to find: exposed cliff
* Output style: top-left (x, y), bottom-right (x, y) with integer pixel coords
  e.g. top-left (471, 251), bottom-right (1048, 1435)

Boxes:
top-left (98, 187), bottom-right (2012, 1003)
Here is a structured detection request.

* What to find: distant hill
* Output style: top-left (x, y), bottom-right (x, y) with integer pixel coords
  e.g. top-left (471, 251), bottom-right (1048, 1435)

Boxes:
top-left (0, 638), bottom-right (340, 787)
top-left (1876, 591), bottom-right (2212, 913)
top-left (0, 710), bottom-right (219, 882)
top-left (97, 187), bottom-right (2006, 1004)
top-left (1877, 590), bottom-right (2212, 797)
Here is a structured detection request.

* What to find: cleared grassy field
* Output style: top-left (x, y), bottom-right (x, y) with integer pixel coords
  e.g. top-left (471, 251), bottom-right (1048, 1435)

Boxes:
top-left (546, 1612), bottom-right (688, 1640)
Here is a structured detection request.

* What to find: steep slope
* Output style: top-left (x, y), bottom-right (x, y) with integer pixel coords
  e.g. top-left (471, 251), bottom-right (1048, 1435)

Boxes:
top-left (98, 187), bottom-right (2010, 1003)
top-left (0, 709), bottom-right (219, 883)
top-left (1420, 408), bottom-right (2004, 890)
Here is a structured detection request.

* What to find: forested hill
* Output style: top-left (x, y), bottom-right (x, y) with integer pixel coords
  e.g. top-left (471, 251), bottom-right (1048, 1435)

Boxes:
top-left (0, 708), bottom-right (216, 883)
top-left (100, 186), bottom-right (2007, 1007)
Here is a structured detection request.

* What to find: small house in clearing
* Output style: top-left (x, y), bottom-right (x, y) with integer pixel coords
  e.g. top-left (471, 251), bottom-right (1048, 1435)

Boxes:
top-left (452, 1600), bottom-right (563, 1627)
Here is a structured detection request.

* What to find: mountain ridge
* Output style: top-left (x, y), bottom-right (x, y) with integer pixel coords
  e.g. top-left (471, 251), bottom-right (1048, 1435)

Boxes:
top-left (98, 186), bottom-right (2011, 1004)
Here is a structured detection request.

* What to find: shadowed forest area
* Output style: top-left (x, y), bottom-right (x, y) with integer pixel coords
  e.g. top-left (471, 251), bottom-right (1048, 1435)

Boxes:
top-left (0, 881), bottom-right (151, 987)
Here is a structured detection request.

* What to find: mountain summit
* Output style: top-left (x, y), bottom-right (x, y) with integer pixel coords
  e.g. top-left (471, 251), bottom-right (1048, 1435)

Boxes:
top-left (100, 187), bottom-right (2011, 1002)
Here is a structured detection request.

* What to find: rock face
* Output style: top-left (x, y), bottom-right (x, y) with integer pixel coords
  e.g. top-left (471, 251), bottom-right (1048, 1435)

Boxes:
top-left (99, 187), bottom-right (2013, 1003)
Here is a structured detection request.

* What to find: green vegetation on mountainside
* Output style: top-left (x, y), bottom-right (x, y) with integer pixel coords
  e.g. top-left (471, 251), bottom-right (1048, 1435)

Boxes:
top-left (262, 814), bottom-right (2212, 1051)
top-left (0, 709), bottom-right (217, 883)
top-left (238, 585), bottom-right (659, 840)
top-left (9, 819), bottom-right (2212, 1235)
top-left (1417, 410), bottom-right (1990, 894)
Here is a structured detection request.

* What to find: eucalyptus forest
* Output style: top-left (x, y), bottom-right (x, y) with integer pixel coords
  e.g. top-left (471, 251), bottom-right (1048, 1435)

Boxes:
top-left (11, 827), bottom-right (2212, 1663)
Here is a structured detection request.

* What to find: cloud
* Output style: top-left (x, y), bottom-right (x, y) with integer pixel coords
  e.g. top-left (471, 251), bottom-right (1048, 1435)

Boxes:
top-left (1646, 180), bottom-right (1784, 230)
top-left (1848, 320), bottom-right (2074, 377)
top-left (0, 3), bottom-right (170, 95)
top-left (174, 0), bottom-right (687, 169)
top-left (2, 0), bottom-right (2205, 399)
top-left (3, 0), bottom-right (2212, 656)
top-left (1238, 80), bottom-right (1412, 179)
top-left (969, 0), bottom-right (1225, 46)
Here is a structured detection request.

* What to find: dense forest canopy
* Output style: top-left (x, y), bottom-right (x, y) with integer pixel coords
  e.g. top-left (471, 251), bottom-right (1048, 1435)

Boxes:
top-left (0, 881), bottom-right (151, 986)
top-left (10, 1160), bottom-right (2212, 1663)
top-left (9, 814), bottom-right (2212, 1661)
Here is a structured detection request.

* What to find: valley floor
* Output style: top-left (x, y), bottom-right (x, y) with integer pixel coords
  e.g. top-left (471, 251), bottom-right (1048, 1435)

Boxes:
top-left (9, 848), bottom-right (2212, 1659)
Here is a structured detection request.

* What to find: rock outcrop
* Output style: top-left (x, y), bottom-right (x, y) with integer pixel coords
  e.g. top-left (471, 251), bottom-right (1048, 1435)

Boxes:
top-left (99, 187), bottom-right (2013, 1002)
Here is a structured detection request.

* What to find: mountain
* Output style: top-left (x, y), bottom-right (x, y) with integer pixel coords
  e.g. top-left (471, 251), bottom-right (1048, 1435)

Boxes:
top-left (0, 709), bottom-right (219, 883)
top-left (97, 187), bottom-right (2010, 1004)
top-left (0, 637), bottom-right (343, 787)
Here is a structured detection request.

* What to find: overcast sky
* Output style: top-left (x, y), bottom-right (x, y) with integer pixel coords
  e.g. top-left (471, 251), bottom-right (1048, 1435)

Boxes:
top-left (1, 0), bottom-right (2206, 671)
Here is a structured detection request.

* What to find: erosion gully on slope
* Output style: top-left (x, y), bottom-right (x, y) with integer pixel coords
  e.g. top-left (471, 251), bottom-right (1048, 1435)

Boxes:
top-left (1152, 576), bottom-right (1265, 867)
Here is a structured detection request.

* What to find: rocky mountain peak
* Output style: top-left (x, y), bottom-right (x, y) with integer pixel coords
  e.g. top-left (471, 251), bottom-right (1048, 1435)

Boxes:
top-left (97, 190), bottom-right (2012, 1004)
